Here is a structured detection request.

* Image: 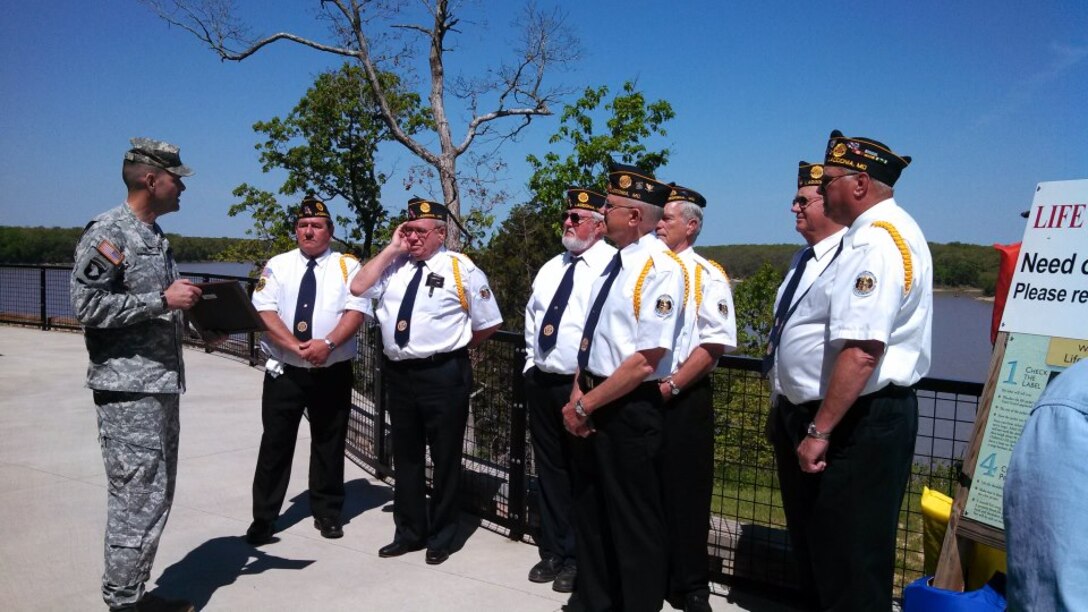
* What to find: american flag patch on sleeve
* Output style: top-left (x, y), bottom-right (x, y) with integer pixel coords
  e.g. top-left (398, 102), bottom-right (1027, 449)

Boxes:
top-left (96, 240), bottom-right (124, 266)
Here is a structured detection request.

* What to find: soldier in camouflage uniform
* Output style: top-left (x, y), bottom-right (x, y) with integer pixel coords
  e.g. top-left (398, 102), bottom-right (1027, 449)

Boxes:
top-left (71, 138), bottom-right (202, 612)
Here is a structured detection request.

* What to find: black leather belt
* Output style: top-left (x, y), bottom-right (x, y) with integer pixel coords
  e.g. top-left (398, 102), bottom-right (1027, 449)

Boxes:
top-left (777, 383), bottom-right (912, 411)
top-left (533, 368), bottom-right (575, 384)
top-left (389, 347), bottom-right (468, 369)
top-left (578, 371), bottom-right (660, 392)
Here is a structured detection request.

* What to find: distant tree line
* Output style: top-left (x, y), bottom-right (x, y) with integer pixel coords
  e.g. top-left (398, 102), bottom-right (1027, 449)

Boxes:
top-left (0, 226), bottom-right (1005, 295)
top-left (0, 226), bottom-right (252, 264)
top-left (699, 242), bottom-right (1002, 295)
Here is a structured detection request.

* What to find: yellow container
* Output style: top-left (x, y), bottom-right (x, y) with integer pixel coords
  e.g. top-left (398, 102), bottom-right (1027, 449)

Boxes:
top-left (920, 487), bottom-right (1007, 590)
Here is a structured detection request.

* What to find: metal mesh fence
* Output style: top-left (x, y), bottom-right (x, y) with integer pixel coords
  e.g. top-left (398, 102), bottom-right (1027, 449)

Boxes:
top-left (1, 264), bottom-right (986, 599)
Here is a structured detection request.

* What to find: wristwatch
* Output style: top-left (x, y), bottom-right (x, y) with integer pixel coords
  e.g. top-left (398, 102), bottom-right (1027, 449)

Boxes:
top-left (664, 377), bottom-right (681, 396)
top-left (574, 399), bottom-right (588, 418)
top-left (806, 422), bottom-right (832, 441)
top-left (323, 338), bottom-right (337, 351)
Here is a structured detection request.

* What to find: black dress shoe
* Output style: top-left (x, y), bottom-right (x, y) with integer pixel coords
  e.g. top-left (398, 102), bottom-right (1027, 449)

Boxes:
top-left (425, 548), bottom-right (450, 565)
top-left (528, 557), bottom-right (562, 583)
top-left (314, 517), bottom-right (343, 539)
top-left (552, 564), bottom-right (577, 593)
top-left (378, 540), bottom-right (424, 557)
top-left (245, 520), bottom-right (275, 545)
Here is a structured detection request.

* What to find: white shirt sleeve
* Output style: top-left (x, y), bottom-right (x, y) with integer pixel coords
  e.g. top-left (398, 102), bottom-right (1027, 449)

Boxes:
top-left (466, 265), bottom-right (503, 331)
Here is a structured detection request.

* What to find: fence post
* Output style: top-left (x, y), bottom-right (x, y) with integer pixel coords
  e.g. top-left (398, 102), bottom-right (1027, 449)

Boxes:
top-left (40, 268), bottom-right (48, 330)
top-left (506, 341), bottom-right (529, 541)
top-left (374, 328), bottom-right (391, 472)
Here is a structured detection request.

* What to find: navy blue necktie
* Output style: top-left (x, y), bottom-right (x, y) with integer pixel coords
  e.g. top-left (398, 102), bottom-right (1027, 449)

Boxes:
top-left (394, 262), bottom-right (425, 348)
top-left (538, 256), bottom-right (582, 352)
top-left (293, 257), bottom-right (317, 341)
top-left (763, 247), bottom-right (814, 370)
top-left (577, 252), bottom-right (622, 371)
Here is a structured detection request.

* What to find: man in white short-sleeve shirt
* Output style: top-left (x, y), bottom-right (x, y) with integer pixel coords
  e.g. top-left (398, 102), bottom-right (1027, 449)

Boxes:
top-left (350, 197), bottom-right (501, 566)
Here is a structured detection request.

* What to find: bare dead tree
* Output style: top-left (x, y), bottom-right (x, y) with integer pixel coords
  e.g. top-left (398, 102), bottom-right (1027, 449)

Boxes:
top-left (142, 0), bottom-right (578, 246)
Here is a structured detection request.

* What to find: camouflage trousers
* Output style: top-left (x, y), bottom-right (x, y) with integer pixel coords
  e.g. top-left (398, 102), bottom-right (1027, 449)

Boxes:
top-left (93, 391), bottom-right (180, 610)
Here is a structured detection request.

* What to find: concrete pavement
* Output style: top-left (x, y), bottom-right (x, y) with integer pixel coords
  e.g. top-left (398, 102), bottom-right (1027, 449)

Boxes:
top-left (0, 325), bottom-right (796, 611)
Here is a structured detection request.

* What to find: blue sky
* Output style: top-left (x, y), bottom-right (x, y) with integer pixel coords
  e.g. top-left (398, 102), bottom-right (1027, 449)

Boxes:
top-left (1, 0), bottom-right (1085, 248)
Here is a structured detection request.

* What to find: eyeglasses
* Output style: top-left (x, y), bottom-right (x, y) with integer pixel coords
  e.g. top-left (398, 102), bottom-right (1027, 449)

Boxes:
top-left (401, 226), bottom-right (438, 239)
top-left (792, 195), bottom-right (823, 210)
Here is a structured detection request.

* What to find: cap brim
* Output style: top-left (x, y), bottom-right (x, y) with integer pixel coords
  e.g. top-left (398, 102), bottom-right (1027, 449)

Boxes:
top-left (166, 165), bottom-right (194, 177)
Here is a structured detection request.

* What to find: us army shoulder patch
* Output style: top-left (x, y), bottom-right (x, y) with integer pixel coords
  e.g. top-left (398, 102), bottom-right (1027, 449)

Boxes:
top-left (853, 271), bottom-right (877, 297)
top-left (81, 257), bottom-right (108, 282)
top-left (654, 294), bottom-right (674, 318)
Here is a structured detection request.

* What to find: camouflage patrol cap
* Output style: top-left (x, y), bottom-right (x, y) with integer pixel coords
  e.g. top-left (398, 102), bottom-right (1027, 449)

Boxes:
top-left (123, 137), bottom-right (194, 177)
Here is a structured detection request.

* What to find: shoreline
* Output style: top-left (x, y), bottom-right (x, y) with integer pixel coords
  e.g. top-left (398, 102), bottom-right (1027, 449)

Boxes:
top-left (934, 287), bottom-right (995, 303)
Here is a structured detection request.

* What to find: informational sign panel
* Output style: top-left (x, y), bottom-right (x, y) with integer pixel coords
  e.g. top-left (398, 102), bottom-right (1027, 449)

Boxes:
top-left (935, 179), bottom-right (1088, 590)
top-left (1000, 179), bottom-right (1088, 340)
top-left (962, 333), bottom-right (1087, 528)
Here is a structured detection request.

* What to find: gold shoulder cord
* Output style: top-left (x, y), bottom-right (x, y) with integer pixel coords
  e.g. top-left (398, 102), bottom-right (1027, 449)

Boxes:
top-left (339, 255), bottom-right (350, 284)
top-left (695, 265), bottom-right (704, 309)
top-left (450, 256), bottom-right (470, 311)
top-left (707, 259), bottom-right (729, 284)
top-left (633, 251), bottom-right (689, 319)
top-left (662, 250), bottom-right (690, 308)
top-left (870, 221), bottom-right (913, 294)
top-left (633, 258), bottom-right (655, 319)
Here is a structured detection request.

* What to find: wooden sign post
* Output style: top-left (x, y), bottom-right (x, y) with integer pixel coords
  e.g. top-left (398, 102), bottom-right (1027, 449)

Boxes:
top-left (934, 180), bottom-right (1088, 590)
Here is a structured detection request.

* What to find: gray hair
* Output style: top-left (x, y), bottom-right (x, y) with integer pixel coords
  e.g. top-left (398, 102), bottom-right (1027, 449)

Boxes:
top-left (637, 201), bottom-right (663, 225)
top-left (677, 201), bottom-right (704, 242)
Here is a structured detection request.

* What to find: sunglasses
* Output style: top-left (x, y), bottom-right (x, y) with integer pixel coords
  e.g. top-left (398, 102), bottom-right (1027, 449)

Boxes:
top-left (562, 211), bottom-right (591, 225)
top-left (792, 195), bottom-right (823, 210)
top-left (819, 171), bottom-right (859, 189)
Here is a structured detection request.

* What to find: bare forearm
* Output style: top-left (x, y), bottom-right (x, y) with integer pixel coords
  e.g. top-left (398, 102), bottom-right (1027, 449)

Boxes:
top-left (326, 310), bottom-right (365, 346)
top-left (259, 311), bottom-right (302, 355)
top-left (469, 324), bottom-right (500, 348)
top-left (670, 343), bottom-right (724, 389)
top-left (350, 244), bottom-right (399, 296)
top-left (581, 348), bottom-right (664, 414)
top-left (812, 341), bottom-right (884, 432)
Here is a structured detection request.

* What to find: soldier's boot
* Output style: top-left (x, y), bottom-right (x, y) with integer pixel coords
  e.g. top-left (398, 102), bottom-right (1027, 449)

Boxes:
top-left (113, 593), bottom-right (196, 612)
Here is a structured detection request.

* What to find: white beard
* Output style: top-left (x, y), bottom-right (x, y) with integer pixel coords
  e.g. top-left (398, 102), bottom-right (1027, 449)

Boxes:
top-left (562, 232), bottom-right (594, 253)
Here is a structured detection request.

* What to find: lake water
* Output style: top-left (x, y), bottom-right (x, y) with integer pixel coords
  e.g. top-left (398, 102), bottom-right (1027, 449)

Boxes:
top-left (2, 263), bottom-right (997, 383)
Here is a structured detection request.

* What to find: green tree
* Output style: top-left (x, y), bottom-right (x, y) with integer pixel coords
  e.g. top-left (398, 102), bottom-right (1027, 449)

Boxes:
top-left (221, 64), bottom-right (423, 270)
top-left (526, 82), bottom-right (675, 218)
top-left (731, 262), bottom-right (784, 357)
top-left (476, 83), bottom-right (675, 329)
top-left (473, 203), bottom-right (557, 331)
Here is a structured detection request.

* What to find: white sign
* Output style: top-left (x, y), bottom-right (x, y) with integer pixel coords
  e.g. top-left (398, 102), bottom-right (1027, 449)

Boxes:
top-left (1000, 179), bottom-right (1088, 340)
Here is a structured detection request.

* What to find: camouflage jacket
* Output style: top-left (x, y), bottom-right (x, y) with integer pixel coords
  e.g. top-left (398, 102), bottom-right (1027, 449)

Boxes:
top-left (70, 203), bottom-right (185, 393)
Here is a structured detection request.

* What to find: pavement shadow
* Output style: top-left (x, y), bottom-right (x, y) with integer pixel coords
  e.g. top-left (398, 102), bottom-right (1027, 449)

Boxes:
top-left (275, 476), bottom-right (393, 532)
top-left (152, 536), bottom-right (315, 610)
